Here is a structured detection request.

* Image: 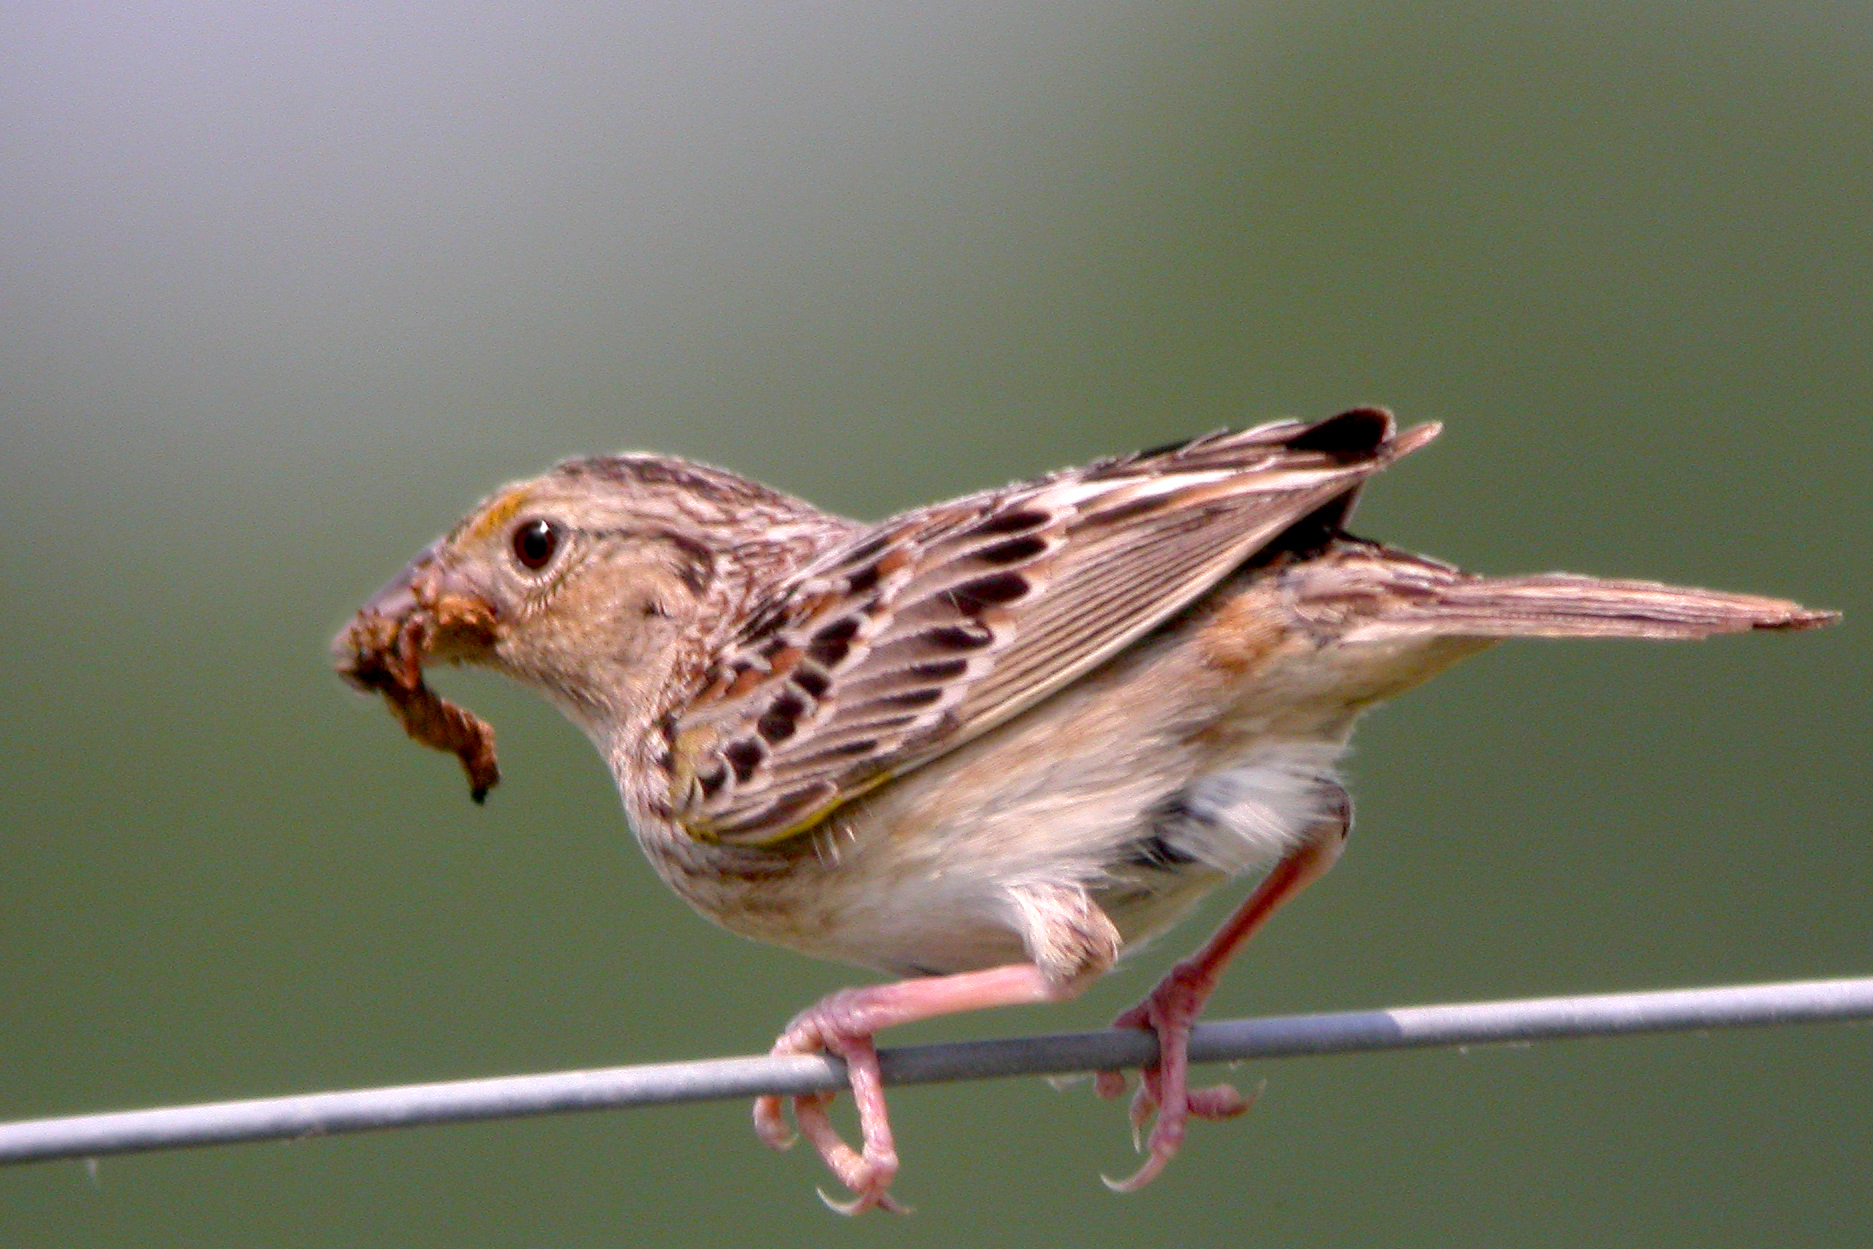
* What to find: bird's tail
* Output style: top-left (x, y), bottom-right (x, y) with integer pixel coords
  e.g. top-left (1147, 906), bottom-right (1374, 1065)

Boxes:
top-left (1314, 548), bottom-right (1838, 644)
top-left (1373, 572), bottom-right (1834, 640)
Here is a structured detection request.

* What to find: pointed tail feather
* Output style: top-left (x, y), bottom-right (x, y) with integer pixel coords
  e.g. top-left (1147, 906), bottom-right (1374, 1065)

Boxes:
top-left (1357, 573), bottom-right (1837, 641)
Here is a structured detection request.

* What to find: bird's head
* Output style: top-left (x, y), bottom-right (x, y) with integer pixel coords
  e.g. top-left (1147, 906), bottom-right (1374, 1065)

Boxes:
top-left (332, 454), bottom-right (839, 799)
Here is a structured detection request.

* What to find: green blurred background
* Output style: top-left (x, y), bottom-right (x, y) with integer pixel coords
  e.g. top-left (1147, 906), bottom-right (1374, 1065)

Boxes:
top-left (3, 2), bottom-right (1867, 1245)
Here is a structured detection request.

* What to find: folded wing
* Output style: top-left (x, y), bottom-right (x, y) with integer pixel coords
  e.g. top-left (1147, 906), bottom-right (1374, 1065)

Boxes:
top-left (664, 407), bottom-right (1437, 845)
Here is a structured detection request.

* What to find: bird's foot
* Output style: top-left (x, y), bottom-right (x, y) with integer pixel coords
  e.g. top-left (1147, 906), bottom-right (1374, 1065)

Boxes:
top-left (752, 965), bottom-right (1067, 1212)
top-left (1093, 962), bottom-right (1255, 1191)
top-left (753, 987), bottom-right (910, 1215)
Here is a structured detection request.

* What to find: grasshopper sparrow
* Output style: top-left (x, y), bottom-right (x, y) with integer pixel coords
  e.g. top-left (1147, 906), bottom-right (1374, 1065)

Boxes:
top-left (333, 408), bottom-right (1834, 1212)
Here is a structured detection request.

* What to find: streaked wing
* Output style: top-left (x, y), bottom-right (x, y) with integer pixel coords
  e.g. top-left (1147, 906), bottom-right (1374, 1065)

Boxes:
top-left (663, 408), bottom-right (1437, 845)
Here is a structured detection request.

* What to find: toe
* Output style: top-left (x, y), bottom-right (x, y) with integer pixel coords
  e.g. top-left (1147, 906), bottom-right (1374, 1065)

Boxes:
top-left (753, 1093), bottom-right (799, 1151)
top-left (1186, 1079), bottom-right (1255, 1121)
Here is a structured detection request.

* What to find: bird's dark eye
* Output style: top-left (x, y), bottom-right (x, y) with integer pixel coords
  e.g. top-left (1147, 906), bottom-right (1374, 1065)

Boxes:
top-left (511, 519), bottom-right (561, 571)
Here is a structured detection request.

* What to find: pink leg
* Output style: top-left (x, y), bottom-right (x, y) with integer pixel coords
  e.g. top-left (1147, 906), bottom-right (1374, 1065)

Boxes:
top-left (1097, 815), bottom-right (1348, 1191)
top-left (753, 963), bottom-right (1079, 1214)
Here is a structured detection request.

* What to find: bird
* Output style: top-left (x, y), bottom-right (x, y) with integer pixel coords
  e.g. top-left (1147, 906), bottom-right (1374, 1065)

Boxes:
top-left (332, 407), bottom-right (1835, 1213)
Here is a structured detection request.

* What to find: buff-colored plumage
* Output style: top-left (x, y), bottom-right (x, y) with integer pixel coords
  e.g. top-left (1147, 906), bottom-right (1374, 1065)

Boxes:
top-left (334, 407), bottom-right (1834, 1212)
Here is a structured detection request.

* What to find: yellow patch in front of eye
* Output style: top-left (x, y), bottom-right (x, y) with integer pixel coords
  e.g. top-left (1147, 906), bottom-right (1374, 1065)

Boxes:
top-left (458, 486), bottom-right (536, 544)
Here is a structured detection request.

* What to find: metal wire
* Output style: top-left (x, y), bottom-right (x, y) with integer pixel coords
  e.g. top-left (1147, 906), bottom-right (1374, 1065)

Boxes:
top-left (3, 976), bottom-right (1868, 1167)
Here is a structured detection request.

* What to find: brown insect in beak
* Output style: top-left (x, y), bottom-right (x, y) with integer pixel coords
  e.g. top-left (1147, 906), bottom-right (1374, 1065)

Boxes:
top-left (333, 543), bottom-right (504, 802)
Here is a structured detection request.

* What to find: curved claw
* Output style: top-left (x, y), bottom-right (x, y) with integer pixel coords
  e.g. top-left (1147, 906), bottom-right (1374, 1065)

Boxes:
top-left (817, 1186), bottom-right (912, 1217)
top-left (1102, 1150), bottom-right (1173, 1194)
top-left (1127, 1079), bottom-right (1157, 1150)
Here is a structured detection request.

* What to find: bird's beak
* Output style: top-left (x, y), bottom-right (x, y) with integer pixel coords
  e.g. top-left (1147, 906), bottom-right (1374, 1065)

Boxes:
top-left (334, 542), bottom-right (500, 688)
top-left (332, 542), bottom-right (504, 802)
